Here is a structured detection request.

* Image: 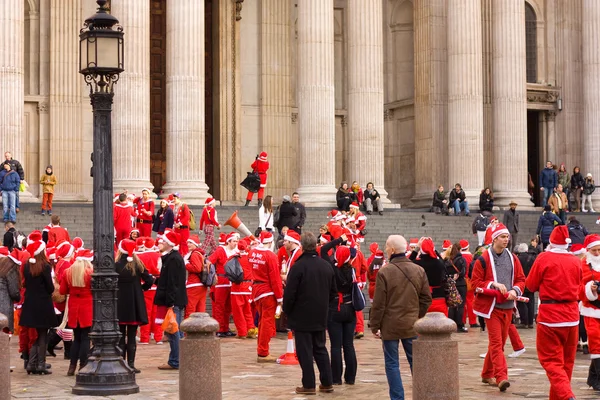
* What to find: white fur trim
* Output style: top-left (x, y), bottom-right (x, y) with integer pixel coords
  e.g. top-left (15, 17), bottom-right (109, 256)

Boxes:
top-left (549, 247), bottom-right (569, 253)
top-left (539, 321), bottom-right (579, 327)
top-left (33, 242), bottom-right (46, 256)
top-left (586, 280), bottom-right (599, 301)
top-left (587, 240), bottom-right (600, 249)
top-left (127, 256), bottom-right (133, 262)
top-left (283, 234), bottom-right (300, 246)
top-left (580, 303), bottom-right (600, 318)
top-left (259, 183), bottom-right (267, 188)
top-left (572, 248), bottom-right (586, 255)
top-left (591, 354), bottom-right (600, 360)
top-left (8, 255), bottom-right (21, 265)
top-left (261, 237), bottom-right (273, 244)
top-left (253, 292), bottom-right (274, 301)
top-left (29, 258), bottom-right (36, 264)
top-left (491, 228), bottom-right (510, 241)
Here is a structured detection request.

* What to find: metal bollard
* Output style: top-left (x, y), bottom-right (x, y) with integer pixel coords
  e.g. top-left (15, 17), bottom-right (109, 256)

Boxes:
top-left (0, 313), bottom-right (10, 400)
top-left (179, 312), bottom-right (221, 400)
top-left (413, 312), bottom-right (459, 400)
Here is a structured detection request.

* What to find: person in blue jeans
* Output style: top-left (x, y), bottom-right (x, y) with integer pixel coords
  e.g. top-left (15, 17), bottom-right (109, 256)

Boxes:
top-left (0, 162), bottom-right (20, 222)
top-left (369, 235), bottom-right (432, 400)
top-left (449, 183), bottom-right (470, 216)
top-left (539, 161), bottom-right (558, 206)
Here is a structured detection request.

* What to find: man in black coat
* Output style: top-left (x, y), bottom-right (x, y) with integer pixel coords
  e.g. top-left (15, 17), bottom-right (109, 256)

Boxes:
top-left (275, 195), bottom-right (297, 235)
top-left (283, 232), bottom-right (337, 395)
top-left (3, 221), bottom-right (16, 251)
top-left (155, 230), bottom-right (187, 370)
top-left (290, 192), bottom-right (306, 234)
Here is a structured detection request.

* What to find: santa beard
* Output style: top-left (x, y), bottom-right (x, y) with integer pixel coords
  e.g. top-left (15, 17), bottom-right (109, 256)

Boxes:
top-left (587, 253), bottom-right (600, 271)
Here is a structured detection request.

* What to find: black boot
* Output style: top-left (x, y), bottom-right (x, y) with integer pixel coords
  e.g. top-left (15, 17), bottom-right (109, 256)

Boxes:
top-left (26, 344), bottom-right (38, 375)
top-left (128, 361), bottom-right (140, 374)
top-left (257, 199), bottom-right (263, 208)
top-left (590, 359), bottom-right (600, 391)
top-left (63, 340), bottom-right (72, 360)
top-left (126, 340), bottom-right (138, 373)
top-left (244, 200), bottom-right (250, 207)
top-left (36, 332), bottom-right (52, 375)
top-left (21, 350), bottom-right (29, 370)
top-left (46, 329), bottom-right (61, 357)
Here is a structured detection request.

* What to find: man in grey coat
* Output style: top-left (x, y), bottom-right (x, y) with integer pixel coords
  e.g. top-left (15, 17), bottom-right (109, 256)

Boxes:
top-left (502, 201), bottom-right (520, 251)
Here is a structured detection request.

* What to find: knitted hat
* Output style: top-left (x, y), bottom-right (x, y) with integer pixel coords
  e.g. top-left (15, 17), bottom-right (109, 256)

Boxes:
top-left (459, 239), bottom-right (469, 251)
top-left (259, 231), bottom-right (274, 244)
top-left (491, 223), bottom-right (510, 241)
top-left (335, 246), bottom-right (351, 267)
top-left (118, 239), bottom-right (136, 262)
top-left (284, 231), bottom-right (301, 246)
top-left (570, 243), bottom-right (586, 255)
top-left (585, 234), bottom-right (600, 250)
top-left (549, 225), bottom-right (571, 248)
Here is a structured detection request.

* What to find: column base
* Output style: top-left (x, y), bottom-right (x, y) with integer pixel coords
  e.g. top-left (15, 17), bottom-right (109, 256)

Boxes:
top-left (409, 192), bottom-right (434, 209)
top-left (376, 187), bottom-right (393, 205)
top-left (113, 180), bottom-right (156, 199)
top-left (161, 181), bottom-right (211, 205)
top-left (492, 191), bottom-right (534, 210)
top-left (15, 190), bottom-right (38, 203)
top-left (296, 185), bottom-right (337, 207)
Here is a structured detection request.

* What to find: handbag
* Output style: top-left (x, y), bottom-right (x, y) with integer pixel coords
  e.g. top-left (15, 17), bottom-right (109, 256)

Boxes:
top-left (351, 270), bottom-right (366, 311)
top-left (161, 307), bottom-right (179, 335)
top-left (444, 277), bottom-right (463, 307)
top-left (240, 171), bottom-right (261, 193)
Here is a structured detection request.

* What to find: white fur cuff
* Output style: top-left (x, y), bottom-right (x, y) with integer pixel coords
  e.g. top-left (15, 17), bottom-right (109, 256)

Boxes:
top-left (586, 280), bottom-right (599, 302)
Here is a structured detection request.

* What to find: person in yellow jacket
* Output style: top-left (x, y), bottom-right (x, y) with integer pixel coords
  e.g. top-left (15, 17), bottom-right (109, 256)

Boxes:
top-left (39, 165), bottom-right (57, 216)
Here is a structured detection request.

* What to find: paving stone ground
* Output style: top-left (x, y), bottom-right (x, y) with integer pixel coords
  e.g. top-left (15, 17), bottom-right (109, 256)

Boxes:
top-left (8, 325), bottom-right (599, 399)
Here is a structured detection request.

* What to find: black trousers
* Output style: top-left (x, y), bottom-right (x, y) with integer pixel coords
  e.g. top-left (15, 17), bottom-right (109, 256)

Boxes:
top-left (516, 291), bottom-right (535, 326)
top-left (327, 304), bottom-right (357, 384)
top-left (294, 330), bottom-right (333, 389)
top-left (71, 326), bottom-right (91, 366)
top-left (119, 325), bottom-right (138, 365)
top-left (448, 285), bottom-right (467, 329)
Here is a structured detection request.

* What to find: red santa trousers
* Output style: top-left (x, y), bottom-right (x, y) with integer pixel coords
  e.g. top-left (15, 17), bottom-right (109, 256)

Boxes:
top-left (246, 188), bottom-right (265, 201)
top-left (462, 290), bottom-right (476, 325)
top-left (355, 311), bottom-right (365, 333)
top-left (139, 291), bottom-right (163, 343)
top-left (584, 317), bottom-right (600, 357)
top-left (17, 309), bottom-right (37, 353)
top-left (428, 298), bottom-right (448, 316)
top-left (536, 323), bottom-right (578, 400)
top-left (481, 308), bottom-right (512, 382)
top-left (175, 227), bottom-right (190, 256)
top-left (255, 296), bottom-right (277, 357)
top-left (136, 221), bottom-right (152, 238)
top-left (115, 229), bottom-right (130, 247)
top-left (212, 286), bottom-right (232, 333)
top-left (508, 323), bottom-right (524, 351)
top-left (231, 294), bottom-right (255, 337)
top-left (185, 286), bottom-right (208, 319)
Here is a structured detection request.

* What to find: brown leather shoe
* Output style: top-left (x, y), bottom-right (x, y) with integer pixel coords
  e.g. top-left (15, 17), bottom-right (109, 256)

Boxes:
top-left (481, 377), bottom-right (497, 386)
top-left (498, 380), bottom-right (510, 392)
top-left (256, 355), bottom-right (277, 363)
top-left (67, 364), bottom-right (77, 376)
top-left (319, 384), bottom-right (334, 393)
top-left (157, 364), bottom-right (178, 370)
top-left (295, 387), bottom-right (316, 395)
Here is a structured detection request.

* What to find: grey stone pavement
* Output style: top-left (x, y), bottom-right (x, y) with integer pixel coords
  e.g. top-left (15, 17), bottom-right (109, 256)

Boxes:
top-left (8, 325), bottom-right (600, 399)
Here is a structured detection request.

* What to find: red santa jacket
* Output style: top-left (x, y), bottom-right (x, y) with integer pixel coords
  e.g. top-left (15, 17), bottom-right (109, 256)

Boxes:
top-left (525, 249), bottom-right (581, 326)
top-left (209, 245), bottom-right (239, 288)
top-left (184, 248), bottom-right (205, 289)
top-left (54, 257), bottom-right (74, 313)
top-left (199, 206), bottom-right (219, 230)
top-left (231, 253), bottom-right (253, 295)
top-left (174, 203), bottom-right (191, 228)
top-left (249, 246), bottom-right (282, 302)
top-left (284, 246), bottom-right (303, 273)
top-left (113, 202), bottom-right (135, 232)
top-left (471, 248), bottom-right (525, 319)
top-left (135, 198), bottom-right (155, 223)
top-left (136, 250), bottom-right (161, 291)
top-left (277, 246), bottom-right (288, 272)
top-left (250, 159), bottom-right (269, 186)
top-left (354, 212), bottom-right (367, 232)
top-left (48, 225), bottom-right (71, 244)
top-left (60, 268), bottom-right (93, 328)
top-left (351, 250), bottom-right (368, 284)
top-left (579, 258), bottom-right (600, 319)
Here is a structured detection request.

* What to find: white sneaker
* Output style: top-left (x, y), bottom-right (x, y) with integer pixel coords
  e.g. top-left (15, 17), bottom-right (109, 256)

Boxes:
top-left (156, 341), bottom-right (164, 345)
top-left (479, 353), bottom-right (487, 358)
top-left (508, 348), bottom-right (526, 358)
top-left (592, 209), bottom-right (597, 213)
top-left (583, 209), bottom-right (588, 213)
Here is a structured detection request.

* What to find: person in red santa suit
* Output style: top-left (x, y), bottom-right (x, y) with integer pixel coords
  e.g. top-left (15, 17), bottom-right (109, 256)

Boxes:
top-left (578, 233), bottom-right (600, 392)
top-left (460, 239), bottom-right (479, 328)
top-left (277, 228), bottom-right (289, 272)
top-left (172, 193), bottom-right (191, 256)
top-left (244, 151), bottom-right (270, 208)
top-left (349, 202), bottom-right (367, 232)
top-left (282, 231), bottom-right (303, 276)
top-left (472, 223), bottom-right (525, 392)
top-left (183, 235), bottom-right (209, 321)
top-left (525, 225), bottom-right (580, 400)
top-left (199, 197), bottom-right (221, 257)
top-left (350, 242), bottom-right (368, 339)
top-left (249, 231), bottom-right (283, 362)
top-left (134, 188), bottom-right (155, 238)
top-left (231, 238), bottom-right (258, 339)
top-left (137, 237), bottom-right (164, 345)
top-left (208, 232), bottom-right (239, 337)
top-left (410, 237), bottom-right (448, 316)
top-left (114, 193), bottom-right (135, 245)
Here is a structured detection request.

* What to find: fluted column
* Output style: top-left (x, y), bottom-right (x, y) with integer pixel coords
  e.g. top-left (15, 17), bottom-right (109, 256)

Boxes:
top-left (583, 0), bottom-right (600, 207)
top-left (110, 0), bottom-right (154, 195)
top-left (162, 0), bottom-right (210, 203)
top-left (347, 0), bottom-right (389, 204)
top-left (260, 0), bottom-right (293, 199)
top-left (447, 0), bottom-right (483, 204)
top-left (491, 0), bottom-right (530, 207)
top-left (0, 0), bottom-right (25, 186)
top-left (49, 0), bottom-right (84, 200)
top-left (296, 0), bottom-right (336, 205)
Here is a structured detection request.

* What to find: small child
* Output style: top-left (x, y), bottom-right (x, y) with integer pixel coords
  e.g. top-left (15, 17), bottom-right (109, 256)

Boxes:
top-left (39, 165), bottom-right (57, 216)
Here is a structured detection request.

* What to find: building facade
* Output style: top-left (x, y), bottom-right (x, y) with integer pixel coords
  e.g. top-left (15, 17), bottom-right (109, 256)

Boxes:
top-left (1, 0), bottom-right (597, 207)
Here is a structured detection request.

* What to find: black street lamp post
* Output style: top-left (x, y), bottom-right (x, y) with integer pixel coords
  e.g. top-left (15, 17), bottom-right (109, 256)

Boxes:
top-left (74, 0), bottom-right (138, 395)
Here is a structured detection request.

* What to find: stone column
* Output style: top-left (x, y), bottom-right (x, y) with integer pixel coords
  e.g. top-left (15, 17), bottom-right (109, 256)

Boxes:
top-left (296, 0), bottom-right (337, 205)
top-left (447, 0), bottom-right (483, 205)
top-left (546, 111), bottom-right (557, 164)
top-left (39, 0), bottom-right (50, 172)
top-left (491, 0), bottom-right (531, 207)
top-left (162, 0), bottom-right (210, 203)
top-left (411, 0), bottom-right (447, 207)
top-left (110, 0), bottom-right (154, 196)
top-left (583, 0), bottom-right (600, 208)
top-left (347, 0), bottom-right (389, 204)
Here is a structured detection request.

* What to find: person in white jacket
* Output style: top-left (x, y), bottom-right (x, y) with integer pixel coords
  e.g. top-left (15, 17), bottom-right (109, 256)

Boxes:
top-left (259, 195), bottom-right (274, 233)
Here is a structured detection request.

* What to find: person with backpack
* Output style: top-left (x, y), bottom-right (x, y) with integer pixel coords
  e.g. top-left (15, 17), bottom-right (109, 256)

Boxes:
top-left (230, 238), bottom-right (257, 339)
top-left (472, 211), bottom-right (492, 246)
top-left (536, 205), bottom-right (563, 249)
top-left (0, 162), bottom-right (20, 223)
top-left (567, 216), bottom-right (589, 245)
top-left (172, 193), bottom-right (192, 255)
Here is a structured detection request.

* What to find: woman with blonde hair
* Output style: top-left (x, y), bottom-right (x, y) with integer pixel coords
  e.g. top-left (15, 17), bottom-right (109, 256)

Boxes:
top-left (59, 256), bottom-right (93, 376)
top-left (115, 239), bottom-right (154, 373)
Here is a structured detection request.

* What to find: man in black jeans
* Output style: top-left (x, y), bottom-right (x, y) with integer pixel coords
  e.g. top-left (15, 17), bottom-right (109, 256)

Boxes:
top-left (515, 243), bottom-right (537, 328)
top-left (284, 232), bottom-right (337, 395)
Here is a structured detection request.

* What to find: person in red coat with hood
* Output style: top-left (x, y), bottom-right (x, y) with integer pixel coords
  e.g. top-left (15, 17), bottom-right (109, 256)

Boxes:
top-left (245, 152), bottom-right (269, 208)
top-left (471, 223), bottom-right (525, 393)
top-left (525, 225), bottom-right (581, 400)
top-left (114, 193), bottom-right (135, 245)
top-left (578, 233), bottom-right (600, 392)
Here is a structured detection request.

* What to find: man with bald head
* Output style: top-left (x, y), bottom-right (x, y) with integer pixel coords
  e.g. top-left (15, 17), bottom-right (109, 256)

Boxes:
top-left (369, 235), bottom-right (432, 400)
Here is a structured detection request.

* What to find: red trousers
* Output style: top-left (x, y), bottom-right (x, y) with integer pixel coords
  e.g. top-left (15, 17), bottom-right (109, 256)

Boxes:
top-left (355, 311), bottom-right (364, 333)
top-left (115, 229), bottom-right (131, 246)
top-left (584, 317), bottom-right (600, 357)
top-left (428, 297), bottom-right (448, 316)
top-left (42, 193), bottom-right (53, 210)
top-left (136, 221), bottom-right (153, 238)
top-left (256, 296), bottom-right (277, 357)
top-left (175, 227), bottom-right (190, 256)
top-left (212, 286), bottom-right (232, 333)
top-left (481, 308), bottom-right (512, 382)
top-left (246, 188), bottom-right (265, 201)
top-left (537, 323), bottom-right (578, 400)
top-left (185, 286), bottom-right (208, 319)
top-left (232, 294), bottom-right (255, 337)
top-left (463, 290), bottom-right (476, 325)
top-left (508, 323), bottom-right (524, 351)
top-left (17, 309), bottom-right (37, 353)
top-left (139, 290), bottom-right (163, 343)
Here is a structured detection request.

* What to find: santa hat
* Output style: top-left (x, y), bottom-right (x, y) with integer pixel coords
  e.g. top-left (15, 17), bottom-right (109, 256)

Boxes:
top-left (8, 249), bottom-right (23, 265)
top-left (328, 209), bottom-right (339, 219)
top-left (570, 243), bottom-right (586, 255)
top-left (141, 188), bottom-right (151, 194)
top-left (26, 237), bottom-right (46, 264)
top-left (75, 249), bottom-right (94, 262)
top-left (409, 238), bottom-right (418, 248)
top-left (27, 230), bottom-right (43, 246)
top-left (136, 237), bottom-right (146, 250)
top-left (284, 231), bottom-right (301, 246)
top-left (585, 234), bottom-right (600, 250)
top-left (491, 223), bottom-right (510, 241)
top-left (345, 215), bottom-right (356, 224)
top-left (421, 238), bottom-right (437, 259)
top-left (258, 151), bottom-right (268, 162)
top-left (459, 239), bottom-right (469, 251)
top-left (226, 232), bottom-right (240, 243)
top-left (130, 228), bottom-right (140, 235)
top-left (187, 235), bottom-right (201, 248)
top-left (204, 197), bottom-right (216, 207)
top-left (56, 240), bottom-right (75, 259)
top-left (161, 230), bottom-right (180, 248)
top-left (319, 234), bottom-right (332, 244)
top-left (442, 240), bottom-right (451, 251)
top-left (374, 250), bottom-right (384, 258)
top-left (218, 233), bottom-right (227, 246)
top-left (549, 225), bottom-right (571, 249)
top-left (259, 231), bottom-right (274, 244)
top-left (145, 237), bottom-right (156, 251)
top-left (0, 247), bottom-right (8, 258)
top-left (119, 239), bottom-right (136, 262)
top-left (238, 240), bottom-right (248, 253)
top-left (369, 242), bottom-right (379, 254)
top-left (335, 246), bottom-right (351, 267)
top-left (167, 193), bottom-right (175, 203)
top-left (47, 247), bottom-right (57, 262)
top-left (350, 202), bottom-right (359, 210)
